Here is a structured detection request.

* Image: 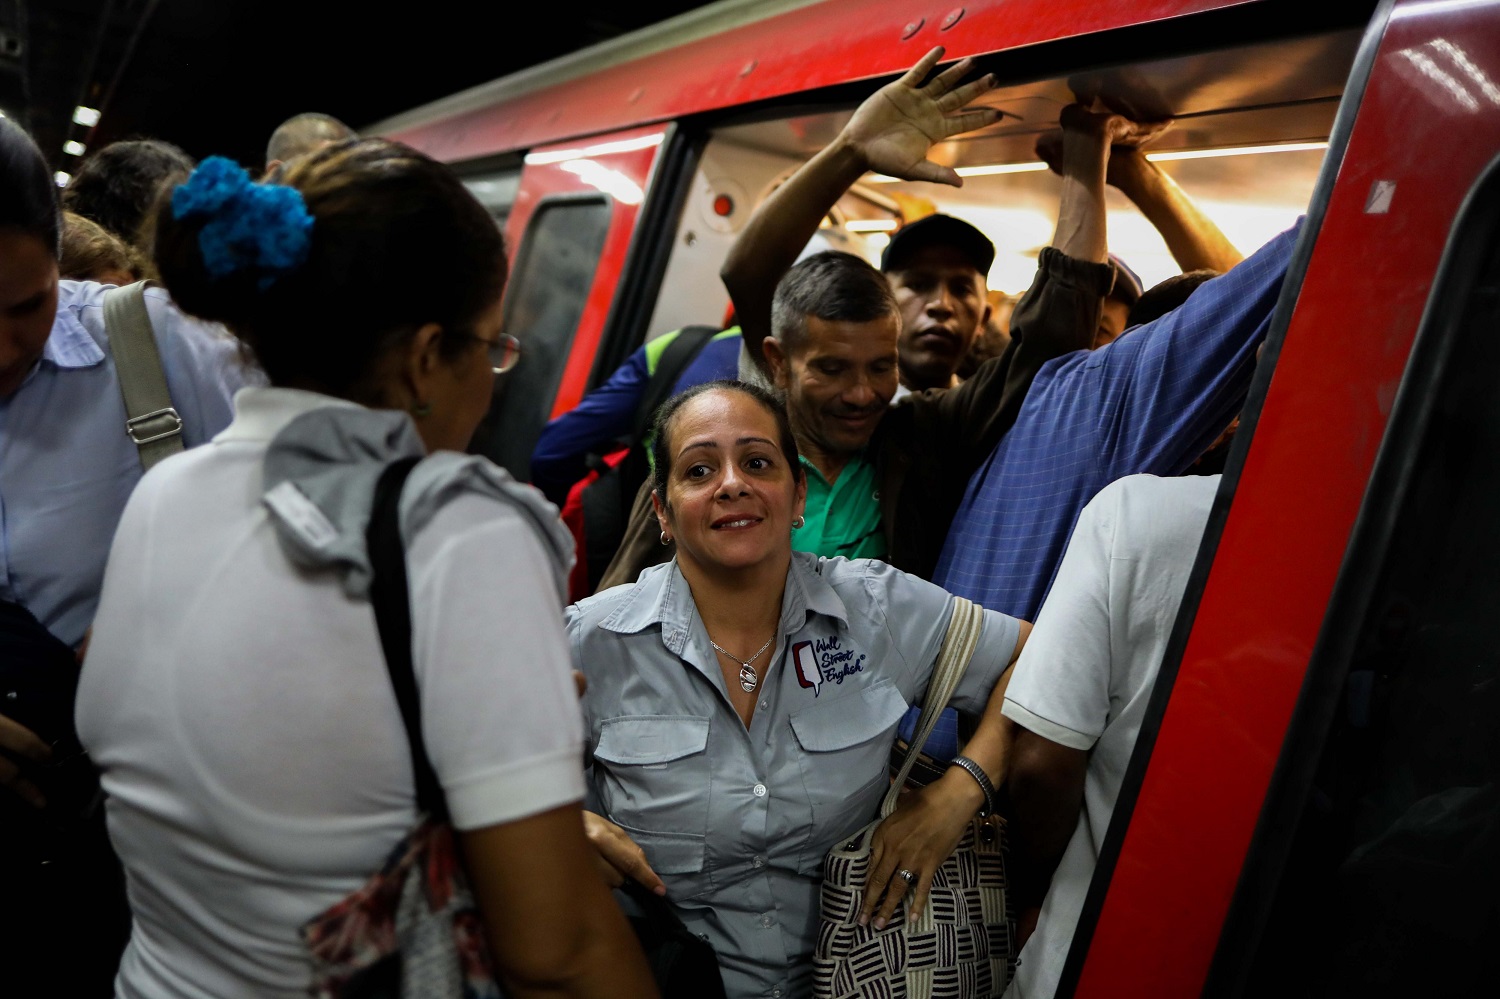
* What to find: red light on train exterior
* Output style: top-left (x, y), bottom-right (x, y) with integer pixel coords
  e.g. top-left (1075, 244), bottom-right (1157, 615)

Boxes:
top-left (712, 193), bottom-right (734, 217)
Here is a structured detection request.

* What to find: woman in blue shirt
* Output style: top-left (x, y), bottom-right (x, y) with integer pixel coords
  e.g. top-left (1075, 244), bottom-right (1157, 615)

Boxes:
top-left (568, 380), bottom-right (1031, 997)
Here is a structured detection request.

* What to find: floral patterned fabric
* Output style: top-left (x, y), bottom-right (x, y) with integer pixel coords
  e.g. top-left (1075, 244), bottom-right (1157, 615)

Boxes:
top-left (302, 817), bottom-right (500, 999)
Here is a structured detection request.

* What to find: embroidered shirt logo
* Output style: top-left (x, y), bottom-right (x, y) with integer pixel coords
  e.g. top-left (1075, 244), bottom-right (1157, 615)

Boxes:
top-left (793, 641), bottom-right (821, 696)
top-left (794, 635), bottom-right (868, 696)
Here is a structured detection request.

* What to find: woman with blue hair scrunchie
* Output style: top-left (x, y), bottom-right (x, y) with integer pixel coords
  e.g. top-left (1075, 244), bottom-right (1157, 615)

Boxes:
top-left (75, 140), bottom-right (658, 998)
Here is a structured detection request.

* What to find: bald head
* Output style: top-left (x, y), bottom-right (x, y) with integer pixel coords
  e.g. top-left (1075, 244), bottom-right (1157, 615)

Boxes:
top-left (265, 113), bottom-right (357, 171)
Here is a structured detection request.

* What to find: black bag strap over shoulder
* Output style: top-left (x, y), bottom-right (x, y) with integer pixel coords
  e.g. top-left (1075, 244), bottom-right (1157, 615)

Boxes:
top-left (632, 325), bottom-right (719, 439)
top-left (365, 456), bottom-right (446, 821)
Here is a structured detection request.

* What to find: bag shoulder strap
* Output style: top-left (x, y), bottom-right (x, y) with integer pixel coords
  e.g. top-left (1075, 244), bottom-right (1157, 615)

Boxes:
top-left (366, 456), bottom-right (447, 820)
top-left (103, 281), bottom-right (185, 471)
top-left (880, 596), bottom-right (985, 817)
top-left (631, 325), bottom-right (720, 439)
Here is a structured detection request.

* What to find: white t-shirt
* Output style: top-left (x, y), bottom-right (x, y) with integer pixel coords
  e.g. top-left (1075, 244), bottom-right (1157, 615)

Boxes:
top-left (1001, 473), bottom-right (1219, 999)
top-left (77, 388), bottom-right (586, 999)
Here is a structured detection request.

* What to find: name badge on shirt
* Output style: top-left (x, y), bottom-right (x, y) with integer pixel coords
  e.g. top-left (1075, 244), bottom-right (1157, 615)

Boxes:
top-left (263, 481), bottom-right (339, 550)
top-left (794, 635), bottom-right (868, 697)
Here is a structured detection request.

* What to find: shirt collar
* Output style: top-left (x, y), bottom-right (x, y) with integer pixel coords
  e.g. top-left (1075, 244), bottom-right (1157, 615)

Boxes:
top-left (42, 288), bottom-right (106, 370)
top-left (213, 386), bottom-right (364, 443)
top-left (601, 551), bottom-right (851, 655)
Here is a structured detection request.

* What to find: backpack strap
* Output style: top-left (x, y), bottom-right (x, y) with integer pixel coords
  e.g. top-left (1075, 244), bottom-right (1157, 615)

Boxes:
top-left (103, 282), bottom-right (185, 471)
top-left (365, 456), bottom-right (447, 820)
top-left (632, 325), bottom-right (720, 439)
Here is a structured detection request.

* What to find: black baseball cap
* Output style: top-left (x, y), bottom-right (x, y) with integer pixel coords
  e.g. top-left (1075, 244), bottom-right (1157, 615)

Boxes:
top-left (880, 214), bottom-right (995, 278)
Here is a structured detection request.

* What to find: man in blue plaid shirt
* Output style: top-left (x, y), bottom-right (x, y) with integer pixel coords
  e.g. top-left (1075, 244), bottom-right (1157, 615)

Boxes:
top-left (933, 219), bottom-right (1303, 620)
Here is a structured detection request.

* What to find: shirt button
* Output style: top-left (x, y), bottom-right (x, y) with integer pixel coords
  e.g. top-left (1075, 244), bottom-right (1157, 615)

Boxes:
top-left (752, 855), bottom-right (766, 868)
top-left (760, 912), bottom-right (775, 928)
top-left (760, 699), bottom-right (769, 709)
top-left (752, 782), bottom-right (767, 797)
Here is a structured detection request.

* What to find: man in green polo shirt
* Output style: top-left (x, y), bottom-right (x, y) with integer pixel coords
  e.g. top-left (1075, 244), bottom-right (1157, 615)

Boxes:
top-left (760, 251), bottom-right (896, 560)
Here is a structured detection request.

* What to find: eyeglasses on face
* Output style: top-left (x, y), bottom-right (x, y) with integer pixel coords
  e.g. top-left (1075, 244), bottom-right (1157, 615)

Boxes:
top-left (462, 333), bottom-right (522, 374)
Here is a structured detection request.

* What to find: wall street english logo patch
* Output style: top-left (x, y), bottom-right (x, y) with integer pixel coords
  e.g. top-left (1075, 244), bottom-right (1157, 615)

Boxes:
top-left (793, 635), bottom-right (866, 697)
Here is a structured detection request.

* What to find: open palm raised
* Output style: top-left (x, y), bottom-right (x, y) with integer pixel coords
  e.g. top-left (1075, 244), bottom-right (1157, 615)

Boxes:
top-left (844, 46), bottom-right (1004, 186)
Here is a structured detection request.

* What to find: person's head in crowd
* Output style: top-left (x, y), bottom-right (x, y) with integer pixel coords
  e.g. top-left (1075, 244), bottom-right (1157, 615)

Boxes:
top-left (60, 211), bottom-right (143, 286)
top-left (1128, 268), bottom-right (1218, 328)
top-left (879, 214), bottom-right (994, 391)
top-left (1095, 253), bottom-right (1144, 348)
top-left (263, 113), bottom-right (357, 178)
top-left (648, 380), bottom-right (806, 578)
top-left (0, 117), bottom-right (62, 399)
top-left (62, 139), bottom-right (194, 247)
top-left (763, 250), bottom-right (900, 467)
top-left (154, 138), bottom-right (506, 452)
top-left (958, 289), bottom-right (1017, 380)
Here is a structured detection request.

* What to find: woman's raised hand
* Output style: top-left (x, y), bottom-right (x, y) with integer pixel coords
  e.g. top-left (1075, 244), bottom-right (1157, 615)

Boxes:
top-left (842, 46), bottom-right (1004, 186)
top-left (583, 810), bottom-right (666, 896)
top-left (859, 767), bottom-right (987, 929)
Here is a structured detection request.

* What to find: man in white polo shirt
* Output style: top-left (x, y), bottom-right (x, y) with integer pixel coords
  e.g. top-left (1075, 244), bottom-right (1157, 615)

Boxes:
top-left (1001, 472), bottom-right (1221, 998)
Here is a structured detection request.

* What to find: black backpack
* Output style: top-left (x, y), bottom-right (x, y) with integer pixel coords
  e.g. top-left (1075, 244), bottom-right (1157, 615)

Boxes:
top-left (578, 325), bottom-right (719, 593)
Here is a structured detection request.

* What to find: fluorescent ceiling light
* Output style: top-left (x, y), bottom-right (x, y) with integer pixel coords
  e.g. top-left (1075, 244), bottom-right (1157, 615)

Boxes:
top-left (1145, 141), bottom-right (1329, 162)
top-left (63, 140), bottom-right (86, 157)
top-left (844, 218), bottom-right (899, 232)
top-left (72, 106), bottom-right (101, 127)
top-left (955, 162), bottom-right (1050, 178)
top-left (54, 171), bottom-right (72, 188)
top-left (525, 133), bottom-right (663, 165)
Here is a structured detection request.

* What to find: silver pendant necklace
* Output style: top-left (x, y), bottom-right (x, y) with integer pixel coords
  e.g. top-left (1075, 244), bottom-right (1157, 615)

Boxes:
top-left (709, 634), bottom-right (776, 693)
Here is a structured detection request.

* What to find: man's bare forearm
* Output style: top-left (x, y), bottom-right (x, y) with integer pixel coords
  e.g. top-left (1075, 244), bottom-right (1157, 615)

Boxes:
top-left (1050, 123), bottom-right (1112, 265)
top-left (721, 137), bottom-right (868, 369)
top-left (1112, 152), bottom-right (1243, 273)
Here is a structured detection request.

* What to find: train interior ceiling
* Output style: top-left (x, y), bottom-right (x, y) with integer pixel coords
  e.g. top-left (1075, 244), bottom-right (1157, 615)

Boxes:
top-left (642, 27), bottom-right (1362, 343)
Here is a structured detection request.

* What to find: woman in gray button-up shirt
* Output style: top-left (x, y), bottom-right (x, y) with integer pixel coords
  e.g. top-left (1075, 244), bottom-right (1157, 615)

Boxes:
top-left (567, 382), bottom-right (1029, 998)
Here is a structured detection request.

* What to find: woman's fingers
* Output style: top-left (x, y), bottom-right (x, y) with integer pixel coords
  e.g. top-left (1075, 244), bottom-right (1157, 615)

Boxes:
top-left (907, 867), bottom-right (937, 924)
top-left (582, 810), bottom-right (666, 896)
top-left (872, 862), bottom-right (914, 929)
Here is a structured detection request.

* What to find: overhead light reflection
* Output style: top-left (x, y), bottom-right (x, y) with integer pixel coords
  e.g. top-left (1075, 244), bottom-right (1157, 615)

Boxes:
top-left (844, 219), bottom-right (899, 232)
top-left (72, 106), bottom-right (101, 127)
top-left (526, 133), bottom-right (663, 165)
top-left (1429, 39), bottom-right (1500, 105)
top-left (560, 159), bottom-right (644, 204)
top-left (1400, 49), bottom-right (1481, 111)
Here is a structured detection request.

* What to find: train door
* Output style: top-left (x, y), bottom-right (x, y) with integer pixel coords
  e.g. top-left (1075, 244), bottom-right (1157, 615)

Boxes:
top-left (466, 123), bottom-right (674, 479)
top-left (1050, 0), bottom-right (1500, 993)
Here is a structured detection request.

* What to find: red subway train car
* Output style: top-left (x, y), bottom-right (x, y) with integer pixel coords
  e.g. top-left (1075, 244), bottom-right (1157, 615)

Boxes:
top-left (374, 0), bottom-right (1500, 993)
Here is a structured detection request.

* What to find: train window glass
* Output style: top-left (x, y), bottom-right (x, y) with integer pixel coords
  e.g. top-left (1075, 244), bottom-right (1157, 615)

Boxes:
top-left (471, 195), bottom-right (610, 478)
top-left (1237, 182), bottom-right (1500, 996)
top-left (462, 167), bottom-right (521, 231)
top-left (645, 29), bottom-right (1359, 344)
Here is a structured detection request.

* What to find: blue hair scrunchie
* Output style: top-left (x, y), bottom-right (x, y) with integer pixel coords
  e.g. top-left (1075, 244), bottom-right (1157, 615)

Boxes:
top-left (172, 156), bottom-right (313, 290)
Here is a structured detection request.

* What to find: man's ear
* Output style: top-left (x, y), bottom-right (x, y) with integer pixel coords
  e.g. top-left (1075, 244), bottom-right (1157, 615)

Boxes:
top-left (763, 336), bottom-right (791, 390)
top-left (980, 301), bottom-right (993, 329)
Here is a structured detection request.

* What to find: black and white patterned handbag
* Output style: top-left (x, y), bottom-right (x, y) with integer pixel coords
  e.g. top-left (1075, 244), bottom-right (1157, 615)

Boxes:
top-left (813, 597), bottom-right (1016, 999)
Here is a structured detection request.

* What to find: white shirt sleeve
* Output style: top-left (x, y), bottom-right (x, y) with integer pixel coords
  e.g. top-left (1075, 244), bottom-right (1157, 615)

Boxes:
top-left (407, 491), bottom-right (586, 831)
top-left (1002, 481), bottom-right (1121, 751)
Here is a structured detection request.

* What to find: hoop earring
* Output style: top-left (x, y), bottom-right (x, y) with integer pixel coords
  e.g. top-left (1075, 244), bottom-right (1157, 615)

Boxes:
top-left (411, 401), bottom-right (432, 418)
top-left (660, 531), bottom-right (672, 546)
top-left (791, 516), bottom-right (805, 530)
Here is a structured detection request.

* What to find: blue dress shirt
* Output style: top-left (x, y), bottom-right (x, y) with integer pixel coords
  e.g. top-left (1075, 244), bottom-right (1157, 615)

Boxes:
top-left (0, 281), bottom-right (251, 647)
top-left (934, 220), bottom-right (1303, 622)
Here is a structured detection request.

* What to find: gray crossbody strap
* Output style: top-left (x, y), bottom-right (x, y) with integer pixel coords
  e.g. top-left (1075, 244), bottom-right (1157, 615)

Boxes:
top-left (880, 596), bottom-right (985, 818)
top-left (104, 281), bottom-right (185, 471)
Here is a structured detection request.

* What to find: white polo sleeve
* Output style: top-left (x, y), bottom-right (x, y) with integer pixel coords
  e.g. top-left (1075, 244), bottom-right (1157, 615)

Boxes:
top-left (1001, 481), bottom-right (1121, 752)
top-left (406, 491), bottom-right (585, 831)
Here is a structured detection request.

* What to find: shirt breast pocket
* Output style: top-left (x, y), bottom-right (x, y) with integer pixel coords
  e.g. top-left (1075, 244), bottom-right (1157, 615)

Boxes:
top-left (789, 680), bottom-right (909, 861)
top-left (592, 714), bottom-right (711, 841)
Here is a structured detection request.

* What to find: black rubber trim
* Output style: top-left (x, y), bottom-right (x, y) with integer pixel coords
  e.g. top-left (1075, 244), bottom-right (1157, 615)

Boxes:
top-left (1202, 150), bottom-right (1500, 997)
top-left (586, 122), bottom-right (707, 390)
top-left (1049, 2), bottom-right (1395, 996)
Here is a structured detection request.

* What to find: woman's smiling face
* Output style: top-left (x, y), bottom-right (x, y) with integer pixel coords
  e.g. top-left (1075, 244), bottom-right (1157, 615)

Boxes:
top-left (655, 387), bottom-right (806, 576)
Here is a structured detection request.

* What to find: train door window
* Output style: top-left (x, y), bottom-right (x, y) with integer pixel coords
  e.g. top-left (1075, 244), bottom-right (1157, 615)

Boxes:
top-left (462, 166), bottom-right (521, 231)
top-left (1226, 166), bottom-right (1500, 997)
top-left (647, 29), bottom-right (1360, 347)
top-left (471, 194), bottom-right (610, 478)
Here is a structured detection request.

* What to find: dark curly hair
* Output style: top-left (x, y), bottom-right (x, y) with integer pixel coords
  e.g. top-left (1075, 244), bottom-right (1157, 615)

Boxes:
top-left (62, 139), bottom-right (194, 246)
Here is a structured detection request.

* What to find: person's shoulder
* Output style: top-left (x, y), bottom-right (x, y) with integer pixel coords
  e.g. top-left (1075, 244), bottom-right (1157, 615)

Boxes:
top-left (1091, 473), bottom-right (1219, 555)
top-left (139, 285), bottom-right (237, 351)
top-left (567, 561), bottom-right (672, 634)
